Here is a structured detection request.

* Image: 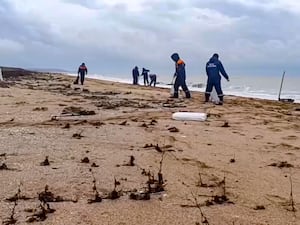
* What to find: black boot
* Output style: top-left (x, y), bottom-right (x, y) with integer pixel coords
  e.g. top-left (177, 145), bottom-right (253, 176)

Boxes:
top-left (205, 93), bottom-right (210, 102)
top-left (172, 92), bottom-right (179, 98)
top-left (185, 91), bottom-right (191, 98)
top-left (216, 95), bottom-right (223, 105)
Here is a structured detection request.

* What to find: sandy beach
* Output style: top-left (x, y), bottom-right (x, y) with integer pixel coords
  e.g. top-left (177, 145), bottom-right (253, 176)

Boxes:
top-left (0, 70), bottom-right (299, 225)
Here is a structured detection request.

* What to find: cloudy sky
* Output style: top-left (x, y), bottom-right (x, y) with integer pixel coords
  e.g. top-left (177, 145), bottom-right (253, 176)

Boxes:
top-left (1, 0), bottom-right (300, 78)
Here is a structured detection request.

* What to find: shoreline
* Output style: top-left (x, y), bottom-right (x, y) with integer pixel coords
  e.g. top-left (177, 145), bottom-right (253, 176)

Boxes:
top-left (66, 72), bottom-right (300, 104)
top-left (0, 71), bottom-right (299, 225)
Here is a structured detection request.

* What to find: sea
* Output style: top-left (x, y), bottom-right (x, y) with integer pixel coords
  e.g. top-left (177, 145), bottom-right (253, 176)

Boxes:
top-left (69, 73), bottom-right (300, 103)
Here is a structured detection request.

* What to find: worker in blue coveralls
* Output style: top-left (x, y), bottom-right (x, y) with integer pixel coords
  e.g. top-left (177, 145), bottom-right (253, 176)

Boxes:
top-left (141, 68), bottom-right (150, 86)
top-left (75, 63), bottom-right (88, 85)
top-left (205, 53), bottom-right (230, 105)
top-left (149, 74), bottom-right (157, 87)
top-left (170, 53), bottom-right (191, 98)
top-left (132, 66), bottom-right (139, 85)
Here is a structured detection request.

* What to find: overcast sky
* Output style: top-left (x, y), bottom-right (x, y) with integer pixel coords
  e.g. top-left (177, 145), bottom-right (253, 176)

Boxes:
top-left (1, 0), bottom-right (300, 77)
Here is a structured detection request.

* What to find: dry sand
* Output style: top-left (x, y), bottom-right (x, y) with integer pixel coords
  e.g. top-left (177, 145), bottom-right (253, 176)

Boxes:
top-left (0, 72), bottom-right (299, 225)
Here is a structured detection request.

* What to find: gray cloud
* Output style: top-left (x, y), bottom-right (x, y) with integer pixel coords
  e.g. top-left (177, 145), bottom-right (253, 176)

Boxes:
top-left (0, 0), bottom-right (300, 77)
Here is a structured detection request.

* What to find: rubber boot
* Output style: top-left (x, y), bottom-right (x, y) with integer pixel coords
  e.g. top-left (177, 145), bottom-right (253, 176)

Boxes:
top-left (205, 93), bottom-right (210, 102)
top-left (185, 91), bottom-right (191, 98)
top-left (216, 95), bottom-right (223, 105)
top-left (172, 92), bottom-right (179, 98)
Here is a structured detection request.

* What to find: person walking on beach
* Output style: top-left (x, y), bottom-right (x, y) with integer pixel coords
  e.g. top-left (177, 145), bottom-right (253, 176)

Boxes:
top-left (149, 74), bottom-right (157, 87)
top-left (170, 53), bottom-right (191, 98)
top-left (75, 63), bottom-right (88, 85)
top-left (132, 66), bottom-right (139, 85)
top-left (141, 68), bottom-right (150, 86)
top-left (205, 53), bottom-right (229, 105)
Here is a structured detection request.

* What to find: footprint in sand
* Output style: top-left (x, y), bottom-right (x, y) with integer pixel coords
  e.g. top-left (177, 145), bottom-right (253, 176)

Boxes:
top-left (273, 143), bottom-right (300, 151)
top-left (268, 126), bottom-right (282, 132)
top-left (282, 135), bottom-right (298, 140)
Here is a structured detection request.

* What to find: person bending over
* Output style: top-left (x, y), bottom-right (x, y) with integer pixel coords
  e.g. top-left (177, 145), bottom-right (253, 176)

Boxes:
top-left (149, 74), bottom-right (157, 87)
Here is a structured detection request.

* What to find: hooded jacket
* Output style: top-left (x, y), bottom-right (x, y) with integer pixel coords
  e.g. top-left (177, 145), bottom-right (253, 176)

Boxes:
top-left (78, 63), bottom-right (88, 75)
top-left (171, 53), bottom-right (186, 81)
top-left (206, 56), bottom-right (228, 81)
top-left (132, 66), bottom-right (139, 77)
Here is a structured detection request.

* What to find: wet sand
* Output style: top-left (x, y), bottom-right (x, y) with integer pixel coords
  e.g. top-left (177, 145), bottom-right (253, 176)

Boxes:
top-left (0, 72), bottom-right (299, 225)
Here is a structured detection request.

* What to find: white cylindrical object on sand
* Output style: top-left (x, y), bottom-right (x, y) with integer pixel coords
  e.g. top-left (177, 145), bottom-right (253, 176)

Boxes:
top-left (172, 112), bottom-right (207, 121)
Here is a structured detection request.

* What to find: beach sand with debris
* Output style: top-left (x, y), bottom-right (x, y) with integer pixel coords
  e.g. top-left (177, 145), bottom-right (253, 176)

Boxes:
top-left (0, 71), bottom-right (299, 225)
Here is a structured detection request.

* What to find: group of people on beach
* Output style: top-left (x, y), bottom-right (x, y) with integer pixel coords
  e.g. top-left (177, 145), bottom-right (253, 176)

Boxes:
top-left (170, 52), bottom-right (229, 105)
top-left (75, 52), bottom-right (230, 105)
top-left (132, 52), bottom-right (229, 105)
top-left (132, 67), bottom-right (157, 87)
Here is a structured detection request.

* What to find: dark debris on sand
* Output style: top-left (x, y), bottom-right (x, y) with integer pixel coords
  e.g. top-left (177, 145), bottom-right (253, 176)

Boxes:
top-left (62, 106), bottom-right (95, 116)
top-left (268, 161), bottom-right (294, 168)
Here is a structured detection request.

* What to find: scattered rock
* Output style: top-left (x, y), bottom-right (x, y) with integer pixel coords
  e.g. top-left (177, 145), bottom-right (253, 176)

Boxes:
top-left (62, 123), bottom-right (70, 129)
top-left (129, 192), bottom-right (150, 200)
top-left (254, 205), bottom-right (266, 210)
top-left (81, 157), bottom-right (90, 163)
top-left (119, 120), bottom-right (127, 126)
top-left (62, 106), bottom-right (95, 116)
top-left (140, 123), bottom-right (148, 128)
top-left (40, 156), bottom-right (50, 166)
top-left (72, 132), bottom-right (84, 139)
top-left (91, 163), bottom-right (99, 167)
top-left (230, 158), bottom-right (236, 163)
top-left (150, 119), bottom-right (158, 125)
top-left (168, 127), bottom-right (179, 132)
top-left (0, 163), bottom-right (8, 170)
top-left (221, 121), bottom-right (230, 127)
top-left (33, 107), bottom-right (48, 111)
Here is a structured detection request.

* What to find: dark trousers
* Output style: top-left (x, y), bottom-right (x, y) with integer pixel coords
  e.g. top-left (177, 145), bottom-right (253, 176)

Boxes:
top-left (205, 79), bottom-right (224, 102)
top-left (173, 77), bottom-right (190, 98)
top-left (205, 79), bottom-right (223, 96)
top-left (74, 74), bottom-right (85, 85)
top-left (133, 75), bottom-right (138, 85)
top-left (150, 77), bottom-right (156, 87)
top-left (144, 74), bottom-right (149, 85)
top-left (80, 73), bottom-right (86, 85)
